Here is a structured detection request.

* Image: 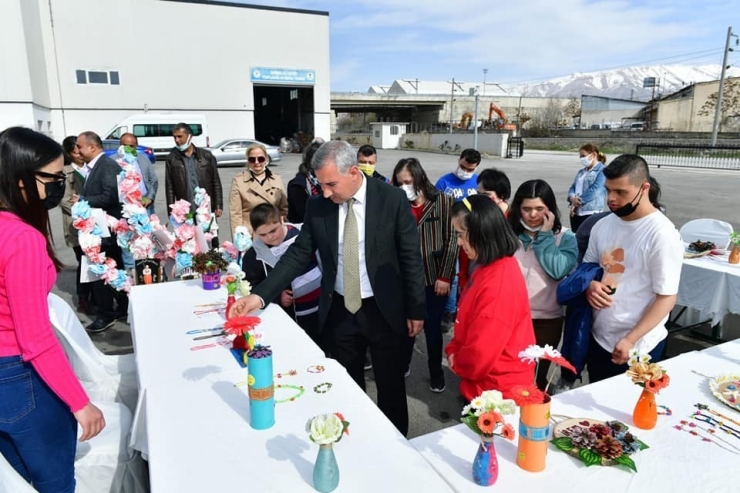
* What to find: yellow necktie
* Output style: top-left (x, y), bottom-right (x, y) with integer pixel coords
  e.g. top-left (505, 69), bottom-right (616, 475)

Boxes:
top-left (343, 198), bottom-right (361, 313)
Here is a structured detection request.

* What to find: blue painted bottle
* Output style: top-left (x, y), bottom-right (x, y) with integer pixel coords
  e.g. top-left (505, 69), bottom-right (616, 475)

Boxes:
top-left (472, 437), bottom-right (499, 486)
top-left (313, 444), bottom-right (339, 493)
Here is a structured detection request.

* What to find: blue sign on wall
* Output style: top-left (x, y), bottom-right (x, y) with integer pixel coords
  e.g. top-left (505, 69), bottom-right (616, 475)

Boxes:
top-left (250, 67), bottom-right (316, 85)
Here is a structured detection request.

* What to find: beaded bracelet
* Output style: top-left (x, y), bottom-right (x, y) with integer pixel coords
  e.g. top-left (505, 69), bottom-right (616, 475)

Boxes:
top-left (313, 382), bottom-right (332, 394)
top-left (657, 405), bottom-right (672, 416)
top-left (275, 370), bottom-right (298, 379)
top-left (275, 384), bottom-right (305, 404)
top-left (307, 365), bottom-right (325, 374)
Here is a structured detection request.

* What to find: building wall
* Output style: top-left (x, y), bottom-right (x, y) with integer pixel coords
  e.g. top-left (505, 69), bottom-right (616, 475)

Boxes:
top-left (0, 1), bottom-right (33, 103)
top-left (2, 0), bottom-right (330, 143)
top-left (657, 98), bottom-right (695, 131)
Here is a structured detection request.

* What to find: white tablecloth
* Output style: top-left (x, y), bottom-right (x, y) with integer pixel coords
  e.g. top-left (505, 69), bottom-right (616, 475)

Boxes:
top-left (678, 256), bottom-right (740, 326)
top-left (411, 348), bottom-right (740, 492)
top-left (129, 280), bottom-right (452, 492)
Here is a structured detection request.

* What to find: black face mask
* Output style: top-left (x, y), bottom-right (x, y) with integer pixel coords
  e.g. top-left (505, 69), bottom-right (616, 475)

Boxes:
top-left (611, 188), bottom-right (643, 218)
top-left (42, 180), bottom-right (66, 210)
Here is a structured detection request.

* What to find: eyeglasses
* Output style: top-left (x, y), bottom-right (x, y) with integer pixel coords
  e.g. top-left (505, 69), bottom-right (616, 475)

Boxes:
top-left (35, 170), bottom-right (67, 183)
top-left (248, 156), bottom-right (267, 164)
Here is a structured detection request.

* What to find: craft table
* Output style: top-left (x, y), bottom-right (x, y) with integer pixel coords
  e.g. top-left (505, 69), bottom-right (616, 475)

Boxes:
top-left (128, 280), bottom-right (452, 492)
top-left (411, 349), bottom-right (740, 492)
top-left (676, 255), bottom-right (740, 332)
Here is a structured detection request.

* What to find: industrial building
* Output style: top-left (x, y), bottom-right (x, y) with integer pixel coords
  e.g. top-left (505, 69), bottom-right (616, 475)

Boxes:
top-left (655, 77), bottom-right (740, 132)
top-left (0, 0), bottom-right (331, 145)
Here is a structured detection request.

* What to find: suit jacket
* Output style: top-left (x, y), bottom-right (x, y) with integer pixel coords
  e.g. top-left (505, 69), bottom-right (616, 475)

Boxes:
top-left (81, 154), bottom-right (122, 219)
top-left (165, 146), bottom-right (223, 211)
top-left (137, 154), bottom-right (159, 202)
top-left (253, 177), bottom-right (426, 336)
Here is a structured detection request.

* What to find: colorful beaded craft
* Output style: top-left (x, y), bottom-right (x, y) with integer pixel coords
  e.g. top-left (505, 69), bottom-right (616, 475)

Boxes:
top-left (313, 382), bottom-right (332, 394)
top-left (275, 384), bottom-right (305, 404)
top-left (307, 365), bottom-right (325, 374)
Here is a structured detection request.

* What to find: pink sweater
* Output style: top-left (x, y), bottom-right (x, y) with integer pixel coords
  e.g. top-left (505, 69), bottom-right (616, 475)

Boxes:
top-left (0, 212), bottom-right (89, 412)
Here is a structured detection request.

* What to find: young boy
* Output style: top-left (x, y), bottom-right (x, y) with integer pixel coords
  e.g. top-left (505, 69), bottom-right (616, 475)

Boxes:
top-left (241, 203), bottom-right (322, 345)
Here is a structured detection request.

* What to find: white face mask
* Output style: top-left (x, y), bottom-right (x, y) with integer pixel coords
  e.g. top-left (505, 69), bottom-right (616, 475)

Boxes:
top-left (580, 156), bottom-right (592, 168)
top-left (400, 184), bottom-right (418, 201)
top-left (456, 167), bottom-right (475, 181)
top-left (176, 135), bottom-right (192, 152)
top-left (520, 219), bottom-right (542, 233)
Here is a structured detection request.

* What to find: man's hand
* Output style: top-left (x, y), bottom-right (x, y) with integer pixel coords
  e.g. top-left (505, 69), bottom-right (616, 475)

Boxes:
top-left (407, 319), bottom-right (423, 337)
top-left (229, 294), bottom-right (263, 318)
top-left (586, 280), bottom-right (613, 309)
top-left (215, 208), bottom-right (223, 218)
top-left (434, 280), bottom-right (451, 297)
top-left (279, 289), bottom-right (294, 308)
top-left (540, 210), bottom-right (555, 233)
top-left (74, 403), bottom-right (106, 442)
top-left (612, 337), bottom-right (635, 365)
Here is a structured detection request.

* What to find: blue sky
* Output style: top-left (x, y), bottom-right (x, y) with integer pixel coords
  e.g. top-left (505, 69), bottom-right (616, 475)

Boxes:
top-left (237, 0), bottom-right (738, 91)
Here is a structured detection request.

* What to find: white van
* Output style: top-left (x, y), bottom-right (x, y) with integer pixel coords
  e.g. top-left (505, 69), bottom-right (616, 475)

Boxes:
top-left (104, 113), bottom-right (210, 158)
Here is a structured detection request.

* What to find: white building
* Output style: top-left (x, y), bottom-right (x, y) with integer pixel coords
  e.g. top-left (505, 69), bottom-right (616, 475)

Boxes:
top-left (0, 0), bottom-right (330, 147)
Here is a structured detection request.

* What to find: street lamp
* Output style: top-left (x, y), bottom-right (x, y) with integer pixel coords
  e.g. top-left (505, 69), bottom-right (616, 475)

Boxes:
top-left (483, 69), bottom-right (488, 96)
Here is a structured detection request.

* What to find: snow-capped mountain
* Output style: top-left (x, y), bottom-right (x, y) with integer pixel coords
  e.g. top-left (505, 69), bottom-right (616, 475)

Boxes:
top-left (508, 64), bottom-right (740, 100)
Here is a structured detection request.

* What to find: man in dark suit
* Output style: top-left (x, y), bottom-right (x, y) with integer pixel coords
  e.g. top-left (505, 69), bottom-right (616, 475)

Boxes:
top-left (74, 131), bottom-right (128, 333)
top-left (230, 141), bottom-right (425, 435)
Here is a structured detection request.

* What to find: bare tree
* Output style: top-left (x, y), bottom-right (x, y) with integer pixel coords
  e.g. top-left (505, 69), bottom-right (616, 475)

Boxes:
top-left (527, 99), bottom-right (565, 136)
top-left (564, 96), bottom-right (581, 118)
top-left (698, 78), bottom-right (740, 131)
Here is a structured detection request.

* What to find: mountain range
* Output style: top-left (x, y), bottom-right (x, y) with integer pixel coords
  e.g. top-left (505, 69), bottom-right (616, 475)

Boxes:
top-left (507, 64), bottom-right (740, 100)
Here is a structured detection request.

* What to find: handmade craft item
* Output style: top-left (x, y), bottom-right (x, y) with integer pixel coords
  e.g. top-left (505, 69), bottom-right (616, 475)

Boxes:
top-left (625, 350), bottom-right (670, 430)
top-left (460, 390), bottom-right (516, 486)
top-left (247, 345), bottom-right (274, 430)
top-left (307, 413), bottom-right (350, 493)
top-left (551, 418), bottom-right (649, 472)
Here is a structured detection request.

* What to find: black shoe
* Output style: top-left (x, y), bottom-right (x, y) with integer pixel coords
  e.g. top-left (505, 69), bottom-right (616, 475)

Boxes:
top-left (114, 310), bottom-right (128, 321)
top-left (441, 312), bottom-right (455, 334)
top-left (430, 374), bottom-right (446, 393)
top-left (86, 318), bottom-right (115, 334)
top-left (364, 356), bottom-right (372, 371)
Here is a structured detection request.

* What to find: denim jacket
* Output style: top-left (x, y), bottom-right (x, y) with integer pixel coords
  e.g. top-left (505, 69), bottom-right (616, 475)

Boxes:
top-left (567, 163), bottom-right (606, 213)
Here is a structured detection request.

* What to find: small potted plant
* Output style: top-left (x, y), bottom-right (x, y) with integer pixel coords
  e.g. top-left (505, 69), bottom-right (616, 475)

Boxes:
top-left (729, 231), bottom-right (740, 265)
top-left (192, 249), bottom-right (229, 290)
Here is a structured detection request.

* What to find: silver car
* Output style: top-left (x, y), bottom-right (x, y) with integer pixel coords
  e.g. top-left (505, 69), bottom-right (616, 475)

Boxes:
top-left (206, 139), bottom-right (282, 166)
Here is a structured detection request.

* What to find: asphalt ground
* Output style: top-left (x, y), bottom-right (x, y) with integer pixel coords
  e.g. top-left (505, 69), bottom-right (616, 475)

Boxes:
top-left (48, 147), bottom-right (740, 438)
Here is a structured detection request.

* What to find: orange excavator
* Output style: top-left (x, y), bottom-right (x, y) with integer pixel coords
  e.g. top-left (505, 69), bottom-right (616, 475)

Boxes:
top-left (456, 112), bottom-right (474, 129)
top-left (486, 103), bottom-right (517, 130)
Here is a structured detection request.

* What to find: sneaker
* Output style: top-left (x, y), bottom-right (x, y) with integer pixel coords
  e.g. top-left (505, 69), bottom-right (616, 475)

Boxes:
top-left (430, 375), bottom-right (446, 393)
top-left (404, 367), bottom-right (412, 378)
top-left (364, 356), bottom-right (372, 371)
top-left (86, 318), bottom-right (115, 334)
top-left (440, 312), bottom-right (455, 334)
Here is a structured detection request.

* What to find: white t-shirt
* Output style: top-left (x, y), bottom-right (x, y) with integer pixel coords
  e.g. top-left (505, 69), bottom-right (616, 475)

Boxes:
top-left (584, 211), bottom-right (683, 354)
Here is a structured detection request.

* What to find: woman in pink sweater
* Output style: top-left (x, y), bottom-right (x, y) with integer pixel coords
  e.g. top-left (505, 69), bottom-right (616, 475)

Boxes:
top-left (0, 127), bottom-right (105, 492)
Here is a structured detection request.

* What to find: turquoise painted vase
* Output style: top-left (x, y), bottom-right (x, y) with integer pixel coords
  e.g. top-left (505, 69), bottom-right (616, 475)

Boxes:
top-left (313, 444), bottom-right (339, 493)
top-left (472, 437), bottom-right (499, 486)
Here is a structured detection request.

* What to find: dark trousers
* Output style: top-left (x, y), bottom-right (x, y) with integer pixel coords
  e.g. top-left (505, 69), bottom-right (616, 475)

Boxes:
top-left (405, 285), bottom-right (446, 381)
top-left (585, 335), bottom-right (666, 383)
top-left (570, 214), bottom-right (589, 233)
top-left (296, 311), bottom-right (321, 349)
top-left (0, 357), bottom-right (77, 493)
top-left (72, 246), bottom-right (92, 302)
top-left (90, 240), bottom-right (129, 321)
top-left (533, 317), bottom-right (564, 389)
top-left (328, 293), bottom-right (409, 436)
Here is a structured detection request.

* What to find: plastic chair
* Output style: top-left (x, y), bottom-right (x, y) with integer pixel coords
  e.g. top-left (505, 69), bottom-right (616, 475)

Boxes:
top-left (0, 454), bottom-right (38, 493)
top-left (679, 219), bottom-right (734, 250)
top-left (48, 294), bottom-right (139, 413)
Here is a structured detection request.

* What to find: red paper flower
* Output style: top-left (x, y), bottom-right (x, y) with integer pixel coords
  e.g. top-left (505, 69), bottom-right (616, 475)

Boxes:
top-left (223, 316), bottom-right (261, 336)
top-left (335, 412), bottom-right (350, 435)
top-left (645, 379), bottom-right (659, 393)
top-left (477, 412), bottom-right (497, 435)
top-left (509, 385), bottom-right (547, 406)
top-left (542, 353), bottom-right (577, 374)
top-left (501, 423), bottom-right (515, 441)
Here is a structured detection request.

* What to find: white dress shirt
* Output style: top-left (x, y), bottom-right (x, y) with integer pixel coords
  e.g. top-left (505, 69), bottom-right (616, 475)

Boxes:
top-left (84, 151), bottom-right (105, 174)
top-left (335, 174), bottom-right (373, 298)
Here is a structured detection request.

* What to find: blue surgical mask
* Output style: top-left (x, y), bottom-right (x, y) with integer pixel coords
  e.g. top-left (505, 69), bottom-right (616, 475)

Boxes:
top-left (176, 135), bottom-right (192, 152)
top-left (520, 219), bottom-right (542, 233)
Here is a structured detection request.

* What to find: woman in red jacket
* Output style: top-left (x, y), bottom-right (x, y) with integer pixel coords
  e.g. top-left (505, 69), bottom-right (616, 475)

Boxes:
top-left (446, 195), bottom-right (535, 401)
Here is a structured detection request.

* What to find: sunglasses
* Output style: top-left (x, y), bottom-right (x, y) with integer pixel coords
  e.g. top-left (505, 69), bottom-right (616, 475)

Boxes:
top-left (35, 170), bottom-right (67, 183)
top-left (248, 156), bottom-right (267, 164)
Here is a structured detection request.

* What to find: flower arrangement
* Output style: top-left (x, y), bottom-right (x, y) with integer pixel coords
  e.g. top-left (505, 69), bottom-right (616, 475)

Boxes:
top-left (551, 419), bottom-right (649, 472)
top-left (193, 187), bottom-right (218, 242)
top-left (222, 262), bottom-right (251, 296)
top-left (730, 231), bottom-right (740, 247)
top-left (515, 344), bottom-right (577, 402)
top-left (192, 249), bottom-right (229, 274)
top-left (224, 316), bottom-right (261, 362)
top-left (306, 413), bottom-right (350, 445)
top-left (461, 390), bottom-right (516, 440)
top-left (625, 350), bottom-right (670, 394)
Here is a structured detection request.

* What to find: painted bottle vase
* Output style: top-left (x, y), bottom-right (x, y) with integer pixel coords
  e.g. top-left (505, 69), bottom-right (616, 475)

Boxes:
top-left (472, 436), bottom-right (499, 486)
top-left (313, 444), bottom-right (340, 493)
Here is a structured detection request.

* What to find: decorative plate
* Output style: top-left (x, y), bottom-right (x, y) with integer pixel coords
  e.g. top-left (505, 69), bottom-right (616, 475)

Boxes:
top-left (709, 374), bottom-right (740, 412)
top-left (551, 418), bottom-right (649, 473)
top-left (684, 249), bottom-right (712, 259)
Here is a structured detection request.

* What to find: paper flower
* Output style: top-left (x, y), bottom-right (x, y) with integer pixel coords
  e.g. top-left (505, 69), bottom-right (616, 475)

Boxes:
top-left (223, 316), bottom-right (262, 336)
top-left (627, 349), bottom-right (651, 367)
top-left (477, 413), bottom-right (497, 435)
top-left (306, 413), bottom-right (349, 445)
top-left (501, 423), bottom-right (515, 440)
top-left (246, 344), bottom-right (272, 359)
top-left (518, 344), bottom-right (546, 364)
top-left (71, 200), bottom-right (92, 219)
top-left (461, 390), bottom-right (515, 438)
top-left (238, 280), bottom-right (252, 296)
top-left (233, 226), bottom-right (252, 252)
top-left (170, 200), bottom-right (191, 225)
top-left (626, 359), bottom-right (668, 394)
top-left (510, 385), bottom-right (547, 406)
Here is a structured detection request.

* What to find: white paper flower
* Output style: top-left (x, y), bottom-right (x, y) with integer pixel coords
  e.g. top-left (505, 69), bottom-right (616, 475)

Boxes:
top-left (181, 238), bottom-right (197, 254)
top-left (226, 262), bottom-right (243, 276)
top-left (628, 349), bottom-right (651, 367)
top-left (79, 232), bottom-right (102, 250)
top-left (518, 345), bottom-right (546, 364)
top-left (471, 397), bottom-right (485, 410)
top-left (495, 399), bottom-right (517, 415)
top-left (461, 404), bottom-right (472, 416)
top-left (238, 280), bottom-right (252, 296)
top-left (307, 414), bottom-right (344, 445)
top-left (542, 344), bottom-right (561, 358)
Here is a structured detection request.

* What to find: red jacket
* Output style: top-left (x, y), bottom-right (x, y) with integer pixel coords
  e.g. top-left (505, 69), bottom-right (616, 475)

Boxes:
top-left (446, 256), bottom-right (536, 401)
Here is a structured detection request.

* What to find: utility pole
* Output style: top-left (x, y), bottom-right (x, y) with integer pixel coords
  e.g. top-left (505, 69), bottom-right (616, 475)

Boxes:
top-left (711, 26), bottom-right (735, 146)
top-left (483, 69), bottom-right (488, 96)
top-left (447, 78), bottom-right (464, 134)
top-left (473, 88), bottom-right (480, 150)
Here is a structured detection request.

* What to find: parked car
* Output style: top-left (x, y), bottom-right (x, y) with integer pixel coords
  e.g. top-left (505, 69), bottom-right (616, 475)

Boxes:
top-left (206, 139), bottom-right (282, 166)
top-left (101, 140), bottom-right (156, 164)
